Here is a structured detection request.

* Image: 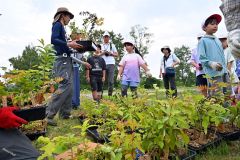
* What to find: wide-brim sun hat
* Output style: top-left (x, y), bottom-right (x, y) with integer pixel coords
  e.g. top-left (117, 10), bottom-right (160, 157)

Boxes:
top-left (161, 45), bottom-right (171, 53)
top-left (201, 14), bottom-right (222, 30)
top-left (53, 7), bottom-right (74, 23)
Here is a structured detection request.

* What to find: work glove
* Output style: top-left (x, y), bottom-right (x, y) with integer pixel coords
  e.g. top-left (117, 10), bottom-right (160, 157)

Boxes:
top-left (210, 62), bottom-right (223, 71)
top-left (0, 107), bottom-right (28, 129)
top-left (146, 70), bottom-right (152, 78)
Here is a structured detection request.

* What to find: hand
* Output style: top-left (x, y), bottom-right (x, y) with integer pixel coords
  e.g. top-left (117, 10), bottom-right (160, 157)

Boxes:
top-left (86, 77), bottom-right (90, 83)
top-left (84, 62), bottom-right (91, 69)
top-left (67, 41), bottom-right (83, 49)
top-left (117, 74), bottom-right (121, 81)
top-left (210, 62), bottom-right (223, 71)
top-left (102, 77), bottom-right (105, 82)
top-left (146, 70), bottom-right (152, 78)
top-left (0, 107), bottom-right (28, 129)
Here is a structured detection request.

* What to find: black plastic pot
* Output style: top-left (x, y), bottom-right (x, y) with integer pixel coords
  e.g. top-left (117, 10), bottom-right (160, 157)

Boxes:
top-left (13, 105), bottom-right (46, 121)
top-left (86, 126), bottom-right (110, 144)
top-left (25, 128), bottom-right (47, 141)
top-left (188, 136), bottom-right (222, 153)
top-left (170, 149), bottom-right (197, 160)
top-left (218, 130), bottom-right (240, 141)
top-left (76, 40), bottom-right (97, 52)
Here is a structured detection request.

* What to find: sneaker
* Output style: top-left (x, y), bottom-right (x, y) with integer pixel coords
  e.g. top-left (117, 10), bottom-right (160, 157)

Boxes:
top-left (46, 118), bottom-right (57, 126)
top-left (60, 115), bottom-right (73, 119)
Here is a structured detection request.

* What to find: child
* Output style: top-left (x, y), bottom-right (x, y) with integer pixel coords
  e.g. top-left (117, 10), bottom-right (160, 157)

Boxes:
top-left (198, 14), bottom-right (230, 97)
top-left (190, 34), bottom-right (208, 97)
top-left (86, 44), bottom-right (106, 102)
top-left (159, 46), bottom-right (180, 97)
top-left (219, 34), bottom-right (239, 84)
top-left (117, 40), bottom-right (151, 97)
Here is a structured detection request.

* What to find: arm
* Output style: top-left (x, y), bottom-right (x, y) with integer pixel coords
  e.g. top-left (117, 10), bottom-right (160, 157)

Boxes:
top-left (228, 61), bottom-right (233, 72)
top-left (102, 70), bottom-right (106, 82)
top-left (86, 58), bottom-right (91, 82)
top-left (110, 44), bottom-right (118, 57)
top-left (51, 23), bottom-right (82, 50)
top-left (118, 65), bottom-right (124, 77)
top-left (172, 54), bottom-right (180, 67)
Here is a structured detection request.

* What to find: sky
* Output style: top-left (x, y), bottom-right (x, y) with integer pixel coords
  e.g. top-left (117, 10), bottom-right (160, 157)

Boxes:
top-left (0, 0), bottom-right (227, 77)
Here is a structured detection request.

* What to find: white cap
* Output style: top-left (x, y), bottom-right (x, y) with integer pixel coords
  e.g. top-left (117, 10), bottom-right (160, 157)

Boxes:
top-left (197, 33), bottom-right (205, 38)
top-left (218, 33), bottom-right (228, 39)
top-left (123, 39), bottom-right (134, 46)
top-left (103, 31), bottom-right (110, 37)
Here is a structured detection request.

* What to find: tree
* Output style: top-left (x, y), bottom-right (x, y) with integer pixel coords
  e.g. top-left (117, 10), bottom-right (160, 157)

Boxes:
top-left (174, 45), bottom-right (195, 86)
top-left (129, 24), bottom-right (153, 57)
top-left (9, 45), bottom-right (40, 70)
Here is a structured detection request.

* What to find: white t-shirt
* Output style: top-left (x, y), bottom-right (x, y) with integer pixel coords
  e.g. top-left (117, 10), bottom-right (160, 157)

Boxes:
top-left (160, 53), bottom-right (180, 73)
top-left (101, 42), bottom-right (117, 65)
top-left (224, 47), bottom-right (239, 83)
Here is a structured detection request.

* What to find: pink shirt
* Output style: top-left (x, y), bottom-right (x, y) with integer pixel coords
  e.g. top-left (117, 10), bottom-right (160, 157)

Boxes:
top-left (119, 53), bottom-right (145, 82)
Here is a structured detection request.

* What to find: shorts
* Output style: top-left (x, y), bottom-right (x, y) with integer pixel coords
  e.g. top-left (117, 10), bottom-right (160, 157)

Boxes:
top-left (196, 74), bottom-right (207, 86)
top-left (121, 80), bottom-right (139, 87)
top-left (90, 76), bottom-right (103, 92)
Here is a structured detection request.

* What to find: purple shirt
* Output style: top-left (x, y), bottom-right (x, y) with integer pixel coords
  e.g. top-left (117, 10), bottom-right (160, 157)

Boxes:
top-left (119, 53), bottom-right (145, 82)
top-left (191, 47), bottom-right (205, 76)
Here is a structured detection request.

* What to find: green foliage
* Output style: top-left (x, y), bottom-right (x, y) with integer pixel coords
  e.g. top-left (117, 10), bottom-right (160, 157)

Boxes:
top-left (193, 96), bottom-right (228, 134)
top-left (37, 134), bottom-right (82, 160)
top-left (36, 39), bottom-right (55, 81)
top-left (140, 77), bottom-right (161, 89)
top-left (228, 102), bottom-right (240, 127)
top-left (3, 39), bottom-right (55, 106)
top-left (129, 24), bottom-right (153, 56)
top-left (174, 45), bottom-right (195, 86)
top-left (9, 45), bottom-right (40, 70)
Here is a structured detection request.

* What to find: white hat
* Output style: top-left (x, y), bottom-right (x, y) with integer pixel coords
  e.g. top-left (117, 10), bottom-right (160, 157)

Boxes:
top-left (123, 39), bottom-right (134, 46)
top-left (218, 34), bottom-right (228, 39)
top-left (197, 33), bottom-right (205, 38)
top-left (103, 31), bottom-right (110, 37)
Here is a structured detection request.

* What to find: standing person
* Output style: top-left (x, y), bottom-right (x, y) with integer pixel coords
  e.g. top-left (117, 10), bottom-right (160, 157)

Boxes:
top-left (0, 106), bottom-right (40, 159)
top-left (46, 7), bottom-right (83, 126)
top-left (190, 34), bottom-right (208, 97)
top-left (198, 14), bottom-right (230, 97)
top-left (219, 34), bottom-right (239, 84)
top-left (220, 0), bottom-right (240, 59)
top-left (100, 31), bottom-right (118, 96)
top-left (70, 30), bottom-right (91, 109)
top-left (159, 46), bottom-right (180, 98)
top-left (86, 45), bottom-right (106, 103)
top-left (117, 40), bottom-right (151, 98)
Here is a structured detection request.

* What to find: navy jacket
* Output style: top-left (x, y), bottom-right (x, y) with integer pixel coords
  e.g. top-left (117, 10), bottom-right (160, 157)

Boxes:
top-left (51, 21), bottom-right (71, 56)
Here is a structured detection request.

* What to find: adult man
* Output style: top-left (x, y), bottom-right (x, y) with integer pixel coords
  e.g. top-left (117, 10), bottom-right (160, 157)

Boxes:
top-left (100, 31), bottom-right (118, 96)
top-left (220, 0), bottom-right (240, 58)
top-left (46, 7), bottom-right (82, 126)
top-left (0, 107), bottom-right (39, 159)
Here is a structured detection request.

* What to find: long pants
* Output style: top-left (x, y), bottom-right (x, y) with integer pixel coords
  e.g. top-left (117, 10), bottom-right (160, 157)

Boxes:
top-left (105, 64), bottom-right (115, 96)
top-left (46, 56), bottom-right (73, 119)
top-left (163, 74), bottom-right (177, 97)
top-left (72, 65), bottom-right (80, 108)
top-left (0, 128), bottom-right (39, 160)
